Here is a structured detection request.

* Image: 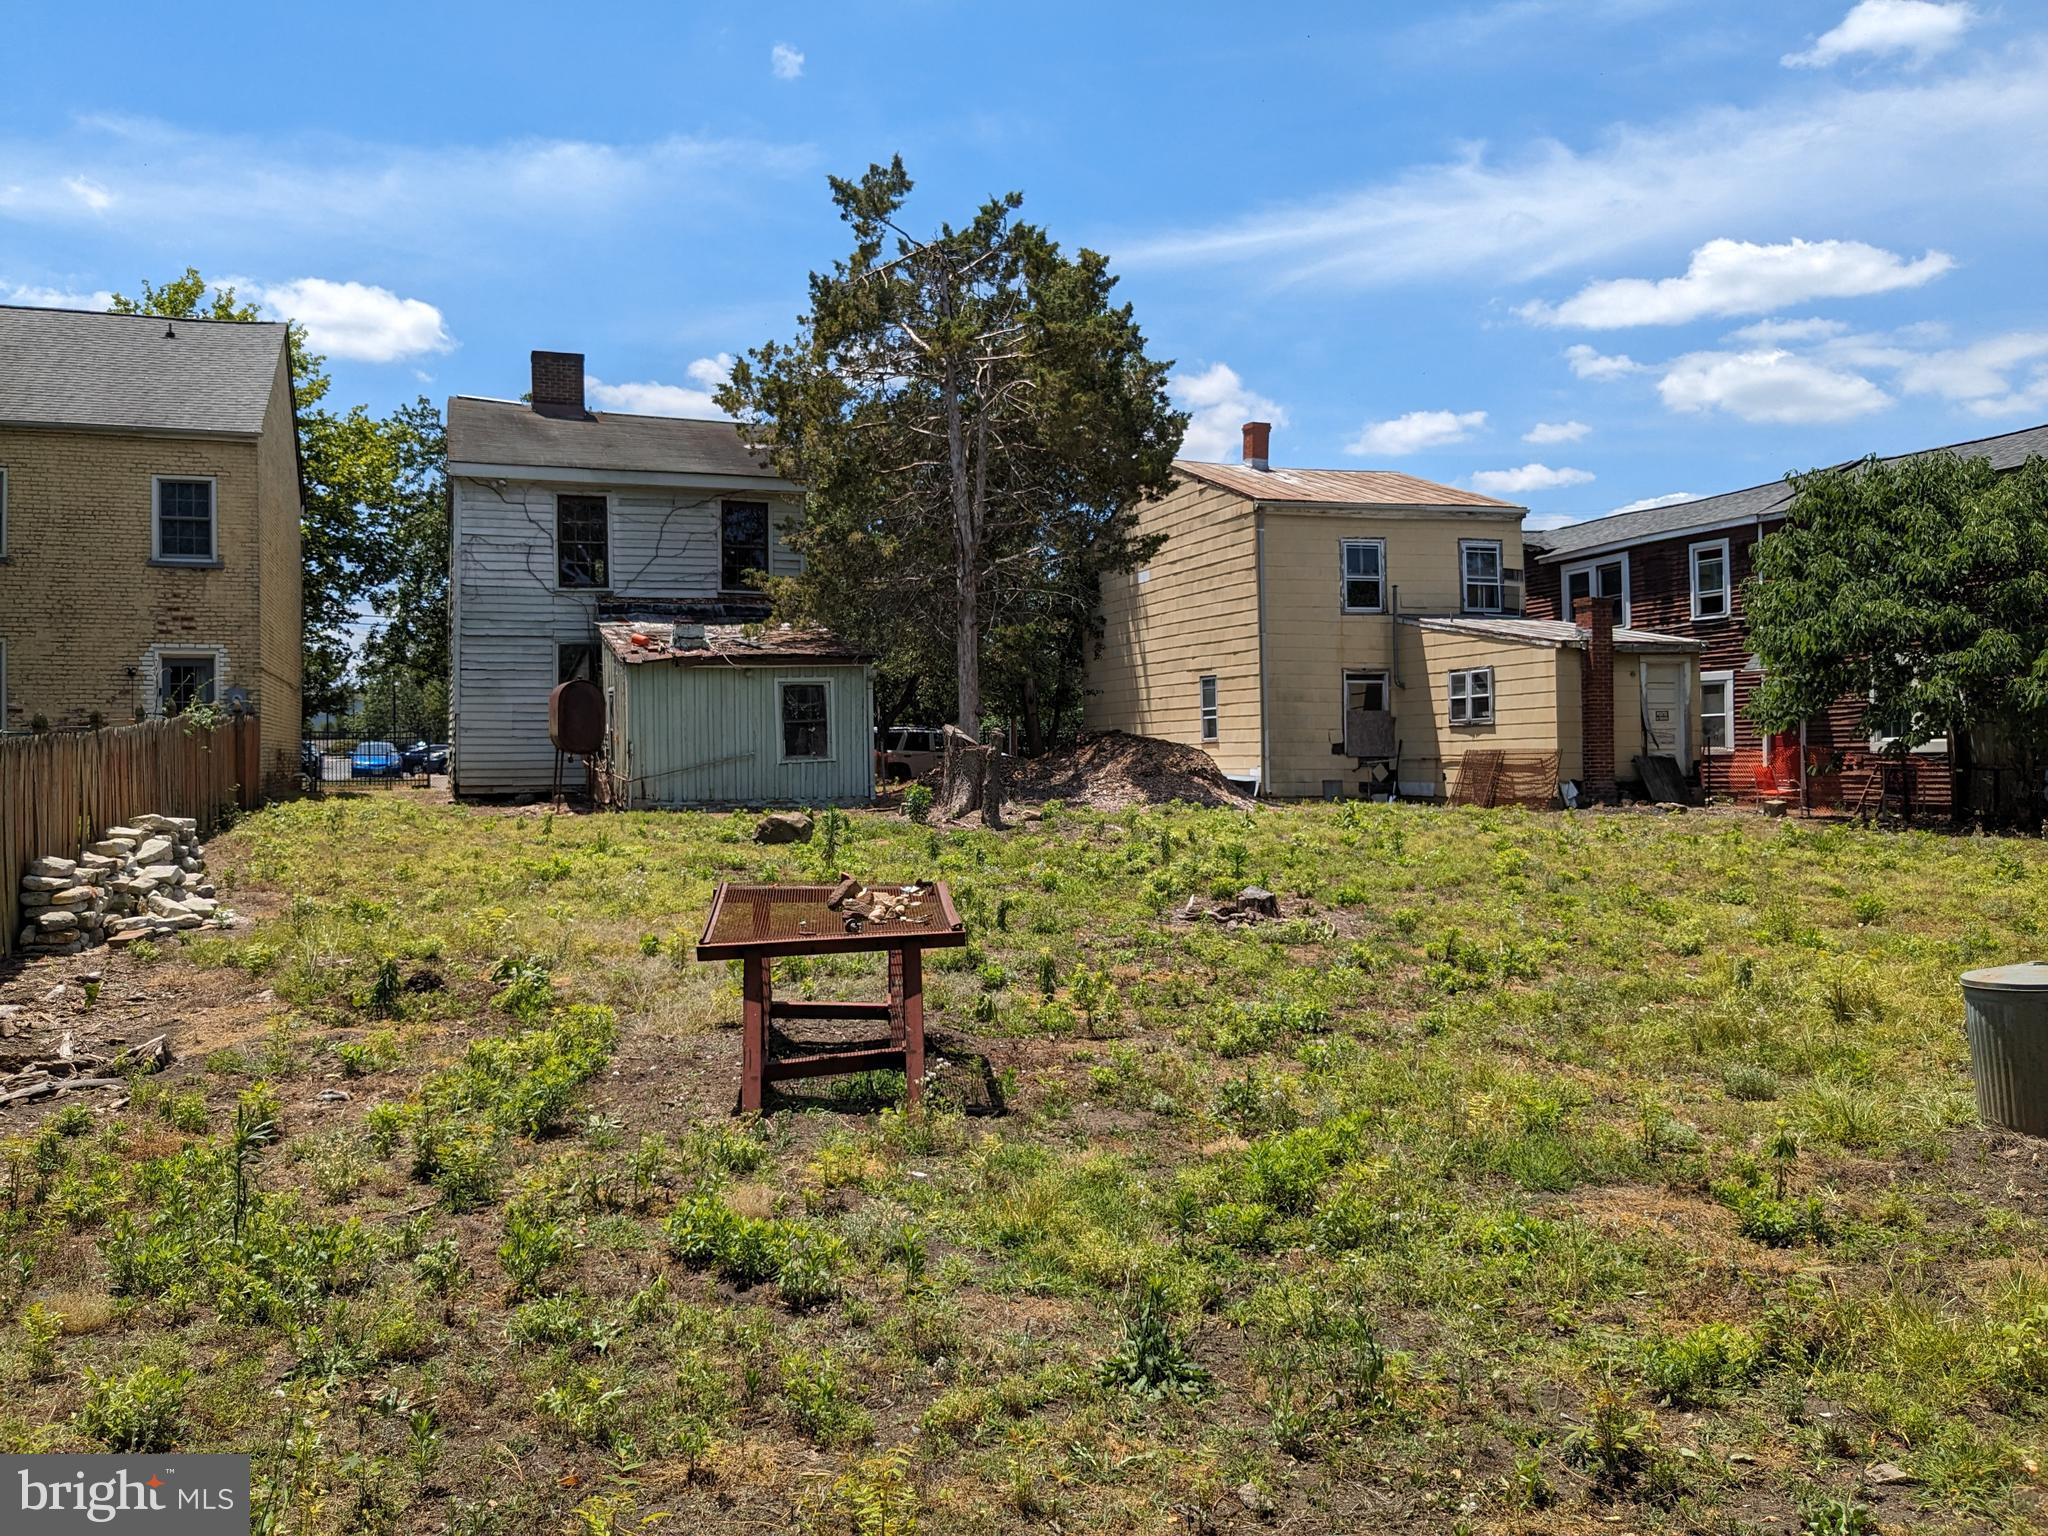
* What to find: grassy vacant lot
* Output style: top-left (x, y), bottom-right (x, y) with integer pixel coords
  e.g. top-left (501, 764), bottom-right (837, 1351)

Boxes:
top-left (5, 795), bottom-right (2048, 1535)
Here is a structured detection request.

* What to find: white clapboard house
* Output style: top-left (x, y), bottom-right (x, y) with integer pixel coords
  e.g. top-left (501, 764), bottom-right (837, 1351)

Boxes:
top-left (446, 351), bottom-right (869, 802)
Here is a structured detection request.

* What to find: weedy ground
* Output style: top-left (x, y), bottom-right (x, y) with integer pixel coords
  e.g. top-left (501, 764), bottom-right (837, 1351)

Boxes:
top-left (3, 794), bottom-right (2047, 1536)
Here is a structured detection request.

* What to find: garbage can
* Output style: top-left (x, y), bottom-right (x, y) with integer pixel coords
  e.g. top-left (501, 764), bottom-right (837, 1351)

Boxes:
top-left (1961, 963), bottom-right (2048, 1137)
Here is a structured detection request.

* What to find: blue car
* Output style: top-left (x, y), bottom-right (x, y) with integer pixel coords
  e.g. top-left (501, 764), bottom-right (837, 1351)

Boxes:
top-left (351, 740), bottom-right (404, 778)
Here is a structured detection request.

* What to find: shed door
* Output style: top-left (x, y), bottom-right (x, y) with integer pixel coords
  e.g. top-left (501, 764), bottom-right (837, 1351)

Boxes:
top-left (1642, 660), bottom-right (1686, 760)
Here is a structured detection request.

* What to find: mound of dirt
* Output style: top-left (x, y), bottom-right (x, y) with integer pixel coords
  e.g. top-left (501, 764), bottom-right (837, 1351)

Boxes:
top-left (1006, 732), bottom-right (1252, 812)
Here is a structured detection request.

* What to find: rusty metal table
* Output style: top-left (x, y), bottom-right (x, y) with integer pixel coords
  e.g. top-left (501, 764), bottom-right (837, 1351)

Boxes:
top-left (695, 881), bottom-right (968, 1112)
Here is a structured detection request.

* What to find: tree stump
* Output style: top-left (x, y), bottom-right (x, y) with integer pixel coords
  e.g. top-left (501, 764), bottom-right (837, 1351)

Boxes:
top-left (940, 725), bottom-right (1006, 829)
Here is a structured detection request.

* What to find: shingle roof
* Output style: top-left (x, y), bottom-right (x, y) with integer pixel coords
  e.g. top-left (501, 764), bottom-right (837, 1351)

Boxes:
top-left (1173, 459), bottom-right (1519, 510)
top-left (1402, 615), bottom-right (1703, 654)
top-left (1528, 421), bottom-right (2048, 559)
top-left (596, 621), bottom-right (867, 666)
top-left (0, 305), bottom-right (286, 436)
top-left (447, 396), bottom-right (792, 484)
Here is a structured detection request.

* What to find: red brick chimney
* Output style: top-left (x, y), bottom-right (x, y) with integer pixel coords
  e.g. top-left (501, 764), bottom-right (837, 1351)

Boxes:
top-left (1241, 420), bottom-right (1271, 471)
top-left (531, 350), bottom-right (588, 419)
top-left (1574, 595), bottom-right (1617, 802)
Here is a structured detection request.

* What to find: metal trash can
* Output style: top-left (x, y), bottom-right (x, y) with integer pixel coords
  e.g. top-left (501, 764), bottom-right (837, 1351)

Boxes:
top-left (1961, 963), bottom-right (2048, 1137)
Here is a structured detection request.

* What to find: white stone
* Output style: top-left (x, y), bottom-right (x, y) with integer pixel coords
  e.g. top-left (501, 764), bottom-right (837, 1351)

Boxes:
top-left (89, 839), bottom-right (136, 858)
top-left (28, 856), bottom-right (77, 878)
top-left (79, 853), bottom-right (121, 871)
top-left (142, 864), bottom-right (184, 887)
top-left (36, 910), bottom-right (79, 932)
top-left (133, 837), bottom-right (174, 865)
top-left (184, 896), bottom-right (218, 918)
top-left (20, 874), bottom-right (70, 891)
top-left (105, 826), bottom-right (145, 841)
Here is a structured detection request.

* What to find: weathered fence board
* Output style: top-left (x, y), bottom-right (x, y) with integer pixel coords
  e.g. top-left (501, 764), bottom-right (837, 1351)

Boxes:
top-left (1, 715), bottom-right (262, 960)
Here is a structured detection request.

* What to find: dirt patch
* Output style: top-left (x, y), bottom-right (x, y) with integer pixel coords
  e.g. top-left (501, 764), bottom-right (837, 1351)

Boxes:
top-left (1007, 731), bottom-right (1252, 812)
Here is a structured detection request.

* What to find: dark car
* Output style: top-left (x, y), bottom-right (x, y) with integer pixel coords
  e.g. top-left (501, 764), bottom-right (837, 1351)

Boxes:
top-left (401, 741), bottom-right (449, 774)
top-left (300, 740), bottom-right (324, 782)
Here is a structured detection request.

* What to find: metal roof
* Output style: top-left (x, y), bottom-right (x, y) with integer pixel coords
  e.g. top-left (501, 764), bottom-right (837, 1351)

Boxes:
top-left (596, 621), bottom-right (867, 667)
top-left (1528, 420), bottom-right (2048, 560)
top-left (447, 396), bottom-right (793, 484)
top-left (1173, 458), bottom-right (1520, 511)
top-left (1402, 615), bottom-right (1703, 653)
top-left (0, 304), bottom-right (287, 436)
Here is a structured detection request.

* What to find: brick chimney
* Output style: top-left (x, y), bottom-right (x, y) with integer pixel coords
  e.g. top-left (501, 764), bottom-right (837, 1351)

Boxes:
top-left (1574, 595), bottom-right (1617, 803)
top-left (531, 350), bottom-right (588, 419)
top-left (1241, 420), bottom-right (1271, 471)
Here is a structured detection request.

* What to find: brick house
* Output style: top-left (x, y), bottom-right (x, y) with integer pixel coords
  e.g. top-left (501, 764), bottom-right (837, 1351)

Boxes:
top-left (1522, 421), bottom-right (2048, 813)
top-left (0, 306), bottom-right (304, 787)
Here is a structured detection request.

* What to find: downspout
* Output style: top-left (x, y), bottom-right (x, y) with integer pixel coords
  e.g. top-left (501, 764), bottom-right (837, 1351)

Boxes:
top-left (1254, 507), bottom-right (1271, 798)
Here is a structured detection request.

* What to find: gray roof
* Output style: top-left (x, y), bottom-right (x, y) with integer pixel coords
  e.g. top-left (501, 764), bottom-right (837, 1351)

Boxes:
top-left (446, 395), bottom-right (789, 484)
top-left (1528, 420), bottom-right (2048, 560)
top-left (0, 304), bottom-right (287, 436)
top-left (1402, 615), bottom-right (1703, 653)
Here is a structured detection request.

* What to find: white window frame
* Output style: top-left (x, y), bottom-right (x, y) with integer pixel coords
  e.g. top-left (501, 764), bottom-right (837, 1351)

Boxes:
top-left (1199, 674), bottom-right (1219, 742)
top-left (155, 649), bottom-right (220, 715)
top-left (1448, 667), bottom-right (1494, 725)
top-left (777, 677), bottom-right (831, 762)
top-left (151, 474), bottom-right (218, 564)
top-left (1699, 669), bottom-right (1735, 754)
top-left (1689, 538), bottom-right (1731, 622)
top-left (1460, 539), bottom-right (1504, 614)
top-left (1562, 554), bottom-right (1630, 629)
top-left (554, 491), bottom-right (613, 592)
top-left (1339, 537), bottom-right (1386, 614)
top-left (1342, 668), bottom-right (1389, 716)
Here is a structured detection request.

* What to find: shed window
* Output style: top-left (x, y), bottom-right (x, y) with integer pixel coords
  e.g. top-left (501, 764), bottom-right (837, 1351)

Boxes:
top-left (721, 501), bottom-right (771, 591)
top-left (1448, 667), bottom-right (1493, 725)
top-left (1340, 538), bottom-right (1385, 612)
top-left (781, 681), bottom-right (829, 759)
top-left (1701, 670), bottom-right (1734, 752)
top-left (159, 654), bottom-right (217, 714)
top-left (1691, 539), bottom-right (1731, 621)
top-left (1564, 555), bottom-right (1629, 627)
top-left (154, 477), bottom-right (216, 562)
top-left (1199, 674), bottom-right (1219, 741)
top-left (1460, 540), bottom-right (1503, 613)
top-left (556, 495), bottom-right (609, 589)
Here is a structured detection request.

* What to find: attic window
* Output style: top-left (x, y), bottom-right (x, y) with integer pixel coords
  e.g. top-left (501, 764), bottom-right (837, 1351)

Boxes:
top-left (556, 494), bottom-right (609, 589)
top-left (721, 501), bottom-right (770, 591)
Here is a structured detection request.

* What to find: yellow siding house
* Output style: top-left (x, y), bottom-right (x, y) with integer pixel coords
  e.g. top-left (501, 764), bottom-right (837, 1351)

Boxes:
top-left (1085, 422), bottom-right (1702, 801)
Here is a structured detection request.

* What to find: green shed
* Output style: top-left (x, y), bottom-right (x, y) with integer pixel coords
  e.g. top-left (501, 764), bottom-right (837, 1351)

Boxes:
top-left (597, 622), bottom-right (875, 808)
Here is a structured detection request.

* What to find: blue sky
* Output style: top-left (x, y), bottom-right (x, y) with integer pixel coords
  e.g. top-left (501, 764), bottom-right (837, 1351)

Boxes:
top-left (5, 0), bottom-right (2046, 534)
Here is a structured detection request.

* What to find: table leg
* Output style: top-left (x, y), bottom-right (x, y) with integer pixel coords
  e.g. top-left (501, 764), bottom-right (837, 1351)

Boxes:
top-left (888, 949), bottom-right (906, 1048)
top-left (739, 954), bottom-right (766, 1114)
top-left (902, 944), bottom-right (925, 1107)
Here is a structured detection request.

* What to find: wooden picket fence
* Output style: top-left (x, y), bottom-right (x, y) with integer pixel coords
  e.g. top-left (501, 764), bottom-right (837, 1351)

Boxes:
top-left (1, 715), bottom-right (263, 960)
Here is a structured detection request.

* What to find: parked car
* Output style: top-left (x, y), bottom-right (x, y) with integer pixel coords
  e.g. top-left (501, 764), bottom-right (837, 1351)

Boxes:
top-left (300, 740), bottom-right (323, 782)
top-left (875, 725), bottom-right (944, 783)
top-left (401, 741), bottom-right (450, 774)
top-left (350, 740), bottom-right (404, 778)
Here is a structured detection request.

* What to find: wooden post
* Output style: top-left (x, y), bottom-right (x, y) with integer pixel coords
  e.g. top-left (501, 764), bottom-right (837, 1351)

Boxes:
top-left (739, 956), bottom-right (767, 1113)
top-left (902, 944), bottom-right (926, 1106)
top-left (888, 949), bottom-right (906, 1047)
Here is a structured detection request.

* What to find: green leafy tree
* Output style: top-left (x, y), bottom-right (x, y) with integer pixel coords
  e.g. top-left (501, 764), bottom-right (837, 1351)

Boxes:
top-left (110, 270), bottom-right (448, 718)
top-left (1746, 451), bottom-right (2048, 799)
top-left (717, 158), bottom-right (1183, 779)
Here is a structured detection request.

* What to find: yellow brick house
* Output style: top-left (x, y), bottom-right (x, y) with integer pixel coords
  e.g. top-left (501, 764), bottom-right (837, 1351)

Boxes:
top-left (1084, 422), bottom-right (1702, 801)
top-left (0, 305), bottom-right (303, 787)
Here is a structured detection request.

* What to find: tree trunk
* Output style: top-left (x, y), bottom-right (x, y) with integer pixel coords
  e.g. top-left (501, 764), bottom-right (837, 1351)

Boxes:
top-left (1023, 673), bottom-right (1043, 758)
top-left (942, 367), bottom-right (985, 814)
top-left (939, 724), bottom-right (1005, 828)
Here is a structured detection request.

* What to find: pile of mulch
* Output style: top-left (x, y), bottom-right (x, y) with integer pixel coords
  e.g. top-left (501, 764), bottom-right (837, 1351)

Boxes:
top-left (1006, 732), bottom-right (1252, 812)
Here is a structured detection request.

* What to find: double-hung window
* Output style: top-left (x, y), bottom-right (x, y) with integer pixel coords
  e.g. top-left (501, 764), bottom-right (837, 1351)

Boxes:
top-left (153, 476), bottom-right (217, 563)
top-left (721, 500), bottom-right (771, 591)
top-left (1460, 540), bottom-right (1503, 613)
top-left (1340, 538), bottom-right (1385, 613)
top-left (780, 681), bottom-right (829, 759)
top-left (1563, 555), bottom-right (1629, 627)
top-left (1700, 670), bottom-right (1735, 752)
top-left (1690, 538), bottom-right (1731, 621)
top-left (1198, 675), bottom-right (1219, 742)
top-left (1448, 667), bottom-right (1494, 725)
top-left (556, 494), bottom-right (609, 589)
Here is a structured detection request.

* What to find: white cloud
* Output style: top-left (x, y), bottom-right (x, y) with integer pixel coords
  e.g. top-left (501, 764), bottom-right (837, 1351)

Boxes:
top-left (1566, 344), bottom-right (1645, 380)
top-left (1875, 331), bottom-right (2048, 416)
top-left (2, 278), bottom-right (114, 309)
top-left (64, 175), bottom-right (111, 211)
top-left (1657, 347), bottom-right (1892, 422)
top-left (1470, 463), bottom-right (1596, 494)
top-left (586, 355), bottom-right (736, 418)
top-left (1520, 238), bottom-right (1951, 329)
top-left (1523, 419), bottom-right (1590, 444)
top-left (771, 42), bottom-right (805, 80)
top-left (1344, 408), bottom-right (1486, 456)
top-left (1524, 509), bottom-right (1594, 532)
top-left (1728, 316), bottom-right (1850, 343)
top-left (1783, 1), bottom-right (1977, 68)
top-left (1611, 492), bottom-right (1697, 513)
top-left (1113, 46), bottom-right (2047, 291)
top-left (1170, 362), bottom-right (1288, 461)
top-left (255, 278), bottom-right (453, 363)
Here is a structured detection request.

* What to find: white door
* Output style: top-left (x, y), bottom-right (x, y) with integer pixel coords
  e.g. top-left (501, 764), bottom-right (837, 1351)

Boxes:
top-left (1642, 661), bottom-right (1686, 761)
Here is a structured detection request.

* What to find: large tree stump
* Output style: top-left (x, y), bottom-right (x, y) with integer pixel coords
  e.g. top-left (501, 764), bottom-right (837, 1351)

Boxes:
top-left (940, 725), bottom-right (1006, 829)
